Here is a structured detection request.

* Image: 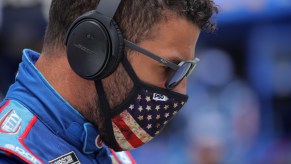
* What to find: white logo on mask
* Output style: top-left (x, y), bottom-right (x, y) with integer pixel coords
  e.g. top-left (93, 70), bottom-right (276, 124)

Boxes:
top-left (153, 93), bottom-right (168, 102)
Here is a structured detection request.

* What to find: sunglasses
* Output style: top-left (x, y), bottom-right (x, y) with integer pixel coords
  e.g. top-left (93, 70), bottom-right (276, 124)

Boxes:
top-left (124, 39), bottom-right (200, 90)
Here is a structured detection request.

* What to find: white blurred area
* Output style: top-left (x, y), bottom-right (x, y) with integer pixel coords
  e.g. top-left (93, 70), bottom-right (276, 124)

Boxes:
top-left (184, 49), bottom-right (261, 164)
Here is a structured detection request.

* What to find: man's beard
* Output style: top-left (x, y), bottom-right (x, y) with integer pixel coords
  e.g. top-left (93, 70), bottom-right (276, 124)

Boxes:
top-left (86, 62), bottom-right (134, 139)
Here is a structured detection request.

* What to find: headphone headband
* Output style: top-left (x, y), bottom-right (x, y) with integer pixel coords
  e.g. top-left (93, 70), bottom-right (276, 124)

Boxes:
top-left (96, 0), bottom-right (121, 18)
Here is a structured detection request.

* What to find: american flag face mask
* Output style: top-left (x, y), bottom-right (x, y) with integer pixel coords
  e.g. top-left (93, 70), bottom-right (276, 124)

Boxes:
top-left (111, 88), bottom-right (187, 150)
top-left (95, 57), bottom-right (188, 151)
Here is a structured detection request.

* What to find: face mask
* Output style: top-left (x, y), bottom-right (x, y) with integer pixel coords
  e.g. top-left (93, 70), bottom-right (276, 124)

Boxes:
top-left (95, 56), bottom-right (188, 151)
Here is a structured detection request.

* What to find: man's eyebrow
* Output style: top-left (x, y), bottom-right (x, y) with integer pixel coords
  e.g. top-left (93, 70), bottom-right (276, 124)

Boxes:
top-left (165, 54), bottom-right (193, 64)
top-left (166, 56), bottom-right (183, 64)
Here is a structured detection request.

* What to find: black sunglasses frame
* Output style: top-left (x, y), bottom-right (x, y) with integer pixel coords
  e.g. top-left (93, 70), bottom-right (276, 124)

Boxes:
top-left (124, 39), bottom-right (199, 89)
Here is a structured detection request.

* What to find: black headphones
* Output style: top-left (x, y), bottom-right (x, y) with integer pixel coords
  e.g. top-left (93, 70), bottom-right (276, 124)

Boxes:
top-left (65, 0), bottom-right (123, 80)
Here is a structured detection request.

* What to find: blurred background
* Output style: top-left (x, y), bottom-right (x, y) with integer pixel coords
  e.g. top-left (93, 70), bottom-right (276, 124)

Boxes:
top-left (0, 0), bottom-right (291, 163)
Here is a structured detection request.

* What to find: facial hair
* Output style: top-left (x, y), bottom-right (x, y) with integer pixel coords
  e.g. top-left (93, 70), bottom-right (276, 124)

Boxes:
top-left (86, 62), bottom-right (134, 137)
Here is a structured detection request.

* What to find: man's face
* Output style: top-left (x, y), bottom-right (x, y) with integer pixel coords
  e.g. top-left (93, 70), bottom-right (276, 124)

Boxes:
top-left (92, 16), bottom-right (200, 130)
top-left (129, 17), bottom-right (201, 94)
top-left (100, 16), bottom-right (201, 110)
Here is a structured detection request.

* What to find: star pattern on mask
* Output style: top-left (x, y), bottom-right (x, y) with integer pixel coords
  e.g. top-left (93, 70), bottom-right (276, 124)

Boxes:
top-left (147, 115), bottom-right (152, 121)
top-left (173, 111), bottom-right (178, 116)
top-left (156, 115), bottom-right (161, 120)
top-left (173, 103), bottom-right (178, 108)
top-left (164, 105), bottom-right (169, 110)
top-left (137, 95), bottom-right (142, 101)
top-left (124, 89), bottom-right (187, 137)
top-left (156, 123), bottom-right (161, 128)
top-left (146, 96), bottom-right (151, 102)
top-left (155, 105), bottom-right (160, 111)
top-left (155, 131), bottom-right (160, 135)
top-left (129, 104), bottom-right (134, 110)
top-left (165, 113), bottom-right (170, 118)
top-left (146, 105), bottom-right (151, 111)
top-left (138, 115), bottom-right (144, 121)
top-left (138, 106), bottom-right (143, 112)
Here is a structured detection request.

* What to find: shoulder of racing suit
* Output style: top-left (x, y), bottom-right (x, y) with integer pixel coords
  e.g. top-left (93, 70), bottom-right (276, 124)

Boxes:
top-left (0, 99), bottom-right (43, 164)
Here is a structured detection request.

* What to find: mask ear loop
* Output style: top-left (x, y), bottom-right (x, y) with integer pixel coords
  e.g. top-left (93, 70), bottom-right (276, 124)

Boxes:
top-left (121, 55), bottom-right (142, 85)
top-left (95, 80), bottom-right (122, 151)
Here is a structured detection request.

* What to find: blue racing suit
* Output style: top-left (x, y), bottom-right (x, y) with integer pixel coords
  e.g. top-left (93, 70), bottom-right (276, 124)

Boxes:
top-left (0, 49), bottom-right (136, 164)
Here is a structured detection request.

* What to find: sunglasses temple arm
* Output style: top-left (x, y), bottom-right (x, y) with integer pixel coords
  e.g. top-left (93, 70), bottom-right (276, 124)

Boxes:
top-left (124, 39), bottom-right (179, 70)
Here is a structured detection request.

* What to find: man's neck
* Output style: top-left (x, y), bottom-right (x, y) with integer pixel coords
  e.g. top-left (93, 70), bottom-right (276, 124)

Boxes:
top-left (35, 51), bottom-right (96, 120)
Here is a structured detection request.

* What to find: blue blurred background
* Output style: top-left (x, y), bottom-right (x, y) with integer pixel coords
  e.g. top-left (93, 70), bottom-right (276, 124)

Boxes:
top-left (0, 0), bottom-right (291, 163)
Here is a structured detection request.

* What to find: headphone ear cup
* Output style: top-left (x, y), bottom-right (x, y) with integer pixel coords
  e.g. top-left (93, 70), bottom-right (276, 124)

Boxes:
top-left (66, 18), bottom-right (111, 80)
top-left (98, 20), bottom-right (124, 78)
top-left (65, 11), bottom-right (124, 80)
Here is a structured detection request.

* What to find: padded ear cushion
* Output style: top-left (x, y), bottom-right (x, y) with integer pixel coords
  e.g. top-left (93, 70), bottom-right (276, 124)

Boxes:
top-left (99, 19), bottom-right (124, 79)
top-left (66, 18), bottom-right (111, 80)
top-left (65, 11), bottom-right (124, 80)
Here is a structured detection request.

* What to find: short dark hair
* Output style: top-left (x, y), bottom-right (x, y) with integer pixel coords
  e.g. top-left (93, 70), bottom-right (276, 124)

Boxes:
top-left (42, 0), bottom-right (218, 53)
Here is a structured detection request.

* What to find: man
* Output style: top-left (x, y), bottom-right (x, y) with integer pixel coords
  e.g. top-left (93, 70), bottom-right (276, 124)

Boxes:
top-left (0, 0), bottom-right (217, 163)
